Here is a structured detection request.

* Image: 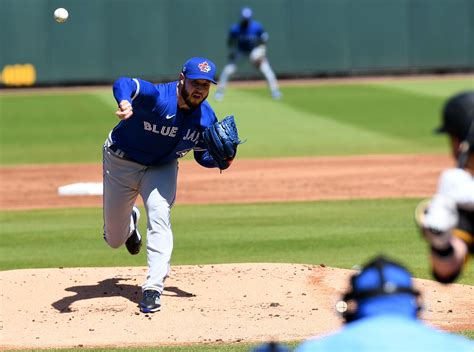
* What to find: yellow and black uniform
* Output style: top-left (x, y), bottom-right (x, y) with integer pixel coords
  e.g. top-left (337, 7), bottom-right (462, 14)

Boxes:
top-left (455, 208), bottom-right (474, 254)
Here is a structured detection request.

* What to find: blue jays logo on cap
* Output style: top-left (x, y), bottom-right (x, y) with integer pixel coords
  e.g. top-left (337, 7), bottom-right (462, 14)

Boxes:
top-left (182, 57), bottom-right (217, 84)
top-left (198, 62), bottom-right (211, 73)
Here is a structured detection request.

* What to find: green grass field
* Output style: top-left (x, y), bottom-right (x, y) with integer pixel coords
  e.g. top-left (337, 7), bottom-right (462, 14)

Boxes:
top-left (1, 77), bottom-right (473, 350)
top-left (1, 78), bottom-right (473, 165)
top-left (0, 199), bottom-right (449, 280)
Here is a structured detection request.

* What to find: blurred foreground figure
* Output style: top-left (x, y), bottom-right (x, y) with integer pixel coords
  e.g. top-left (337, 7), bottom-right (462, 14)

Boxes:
top-left (415, 91), bottom-right (474, 283)
top-left (295, 255), bottom-right (474, 352)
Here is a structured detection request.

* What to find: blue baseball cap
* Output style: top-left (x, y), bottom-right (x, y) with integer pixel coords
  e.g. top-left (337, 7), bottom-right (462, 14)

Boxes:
top-left (353, 258), bottom-right (414, 293)
top-left (241, 7), bottom-right (252, 19)
top-left (182, 57), bottom-right (217, 84)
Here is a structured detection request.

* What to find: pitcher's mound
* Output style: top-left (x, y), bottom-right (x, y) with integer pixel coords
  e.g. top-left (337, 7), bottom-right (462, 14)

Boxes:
top-left (1, 264), bottom-right (472, 350)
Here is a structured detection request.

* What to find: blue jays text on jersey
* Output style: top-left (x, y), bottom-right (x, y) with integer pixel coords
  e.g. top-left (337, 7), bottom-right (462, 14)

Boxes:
top-left (109, 77), bottom-right (218, 167)
top-left (230, 20), bottom-right (268, 53)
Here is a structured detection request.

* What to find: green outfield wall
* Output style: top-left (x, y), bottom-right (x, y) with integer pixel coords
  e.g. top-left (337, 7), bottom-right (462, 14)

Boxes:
top-left (1, 0), bottom-right (473, 86)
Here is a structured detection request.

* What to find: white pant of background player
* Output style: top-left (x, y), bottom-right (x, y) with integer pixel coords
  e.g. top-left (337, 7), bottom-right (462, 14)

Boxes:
top-left (215, 45), bottom-right (282, 101)
top-left (102, 144), bottom-right (177, 294)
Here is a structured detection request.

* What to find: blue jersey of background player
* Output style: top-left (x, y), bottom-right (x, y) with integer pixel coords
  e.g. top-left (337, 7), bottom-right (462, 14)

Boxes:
top-left (214, 7), bottom-right (282, 101)
top-left (102, 57), bottom-right (229, 314)
top-left (229, 8), bottom-right (268, 55)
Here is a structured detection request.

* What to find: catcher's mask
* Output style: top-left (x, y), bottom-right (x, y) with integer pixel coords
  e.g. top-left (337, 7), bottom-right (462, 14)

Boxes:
top-left (336, 256), bottom-right (422, 323)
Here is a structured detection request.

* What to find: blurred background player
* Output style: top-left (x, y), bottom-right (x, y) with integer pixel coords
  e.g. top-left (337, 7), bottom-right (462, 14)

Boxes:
top-left (214, 7), bottom-right (282, 101)
top-left (102, 57), bottom-right (236, 313)
top-left (415, 91), bottom-right (474, 283)
top-left (295, 255), bottom-right (474, 352)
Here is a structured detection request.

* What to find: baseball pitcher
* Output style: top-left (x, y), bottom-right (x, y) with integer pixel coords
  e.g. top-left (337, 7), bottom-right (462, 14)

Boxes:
top-left (102, 57), bottom-right (242, 313)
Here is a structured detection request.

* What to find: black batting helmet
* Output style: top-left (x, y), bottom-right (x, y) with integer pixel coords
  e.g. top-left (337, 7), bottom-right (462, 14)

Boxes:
top-left (436, 91), bottom-right (474, 144)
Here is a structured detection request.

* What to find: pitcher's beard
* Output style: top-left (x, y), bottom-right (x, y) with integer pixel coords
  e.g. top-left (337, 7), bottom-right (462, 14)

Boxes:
top-left (181, 88), bottom-right (207, 109)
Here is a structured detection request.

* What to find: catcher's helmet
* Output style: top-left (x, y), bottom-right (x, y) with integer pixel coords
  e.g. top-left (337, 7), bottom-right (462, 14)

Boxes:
top-left (436, 91), bottom-right (474, 142)
top-left (337, 256), bottom-right (422, 323)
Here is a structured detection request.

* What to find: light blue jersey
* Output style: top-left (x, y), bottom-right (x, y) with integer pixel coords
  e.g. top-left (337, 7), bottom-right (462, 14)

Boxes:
top-left (110, 77), bottom-right (217, 167)
top-left (296, 315), bottom-right (474, 352)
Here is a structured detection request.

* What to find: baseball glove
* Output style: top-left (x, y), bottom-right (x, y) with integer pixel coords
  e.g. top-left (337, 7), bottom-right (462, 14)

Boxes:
top-left (203, 115), bottom-right (242, 170)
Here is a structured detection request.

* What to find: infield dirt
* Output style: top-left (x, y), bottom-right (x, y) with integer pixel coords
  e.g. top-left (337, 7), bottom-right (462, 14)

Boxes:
top-left (0, 154), bottom-right (452, 210)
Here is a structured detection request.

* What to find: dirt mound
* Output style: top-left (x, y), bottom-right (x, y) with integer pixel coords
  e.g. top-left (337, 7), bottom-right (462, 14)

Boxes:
top-left (1, 264), bottom-right (472, 350)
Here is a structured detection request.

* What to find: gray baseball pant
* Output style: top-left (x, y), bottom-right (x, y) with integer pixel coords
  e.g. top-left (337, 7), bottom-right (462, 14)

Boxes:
top-left (102, 144), bottom-right (178, 294)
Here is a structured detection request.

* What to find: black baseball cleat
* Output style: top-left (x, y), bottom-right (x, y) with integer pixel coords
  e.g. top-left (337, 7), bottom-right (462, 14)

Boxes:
top-left (139, 289), bottom-right (161, 313)
top-left (125, 206), bottom-right (142, 255)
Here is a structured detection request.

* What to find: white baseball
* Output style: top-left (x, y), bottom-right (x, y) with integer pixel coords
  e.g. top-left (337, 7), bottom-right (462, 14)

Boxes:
top-left (54, 8), bottom-right (69, 23)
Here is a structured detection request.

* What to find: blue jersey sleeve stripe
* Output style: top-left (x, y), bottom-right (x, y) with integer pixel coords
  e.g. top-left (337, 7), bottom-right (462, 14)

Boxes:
top-left (131, 79), bottom-right (140, 101)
